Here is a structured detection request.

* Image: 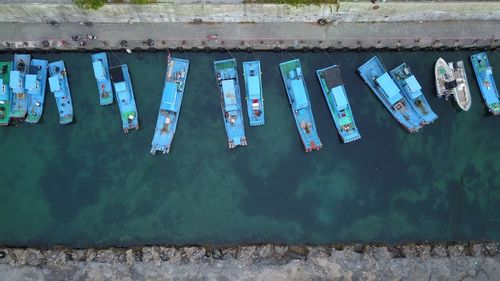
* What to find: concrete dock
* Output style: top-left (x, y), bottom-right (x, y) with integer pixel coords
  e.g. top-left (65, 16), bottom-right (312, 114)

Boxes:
top-left (0, 20), bottom-right (499, 51)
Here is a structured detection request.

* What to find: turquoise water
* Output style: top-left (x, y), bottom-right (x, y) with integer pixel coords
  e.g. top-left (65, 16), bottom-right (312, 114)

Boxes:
top-left (0, 50), bottom-right (499, 247)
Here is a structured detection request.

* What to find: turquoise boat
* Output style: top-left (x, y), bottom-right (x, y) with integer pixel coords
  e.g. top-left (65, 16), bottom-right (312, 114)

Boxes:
top-left (151, 56), bottom-right (189, 154)
top-left (91, 52), bottom-right (113, 106)
top-left (10, 54), bottom-right (31, 120)
top-left (316, 65), bottom-right (361, 143)
top-left (0, 62), bottom-right (12, 126)
top-left (25, 59), bottom-right (48, 124)
top-left (470, 52), bottom-right (500, 115)
top-left (279, 59), bottom-right (322, 152)
top-left (110, 64), bottom-right (139, 133)
top-left (214, 58), bottom-right (247, 149)
top-left (390, 63), bottom-right (438, 124)
top-left (48, 60), bottom-right (73, 124)
top-left (242, 61), bottom-right (265, 126)
top-left (358, 56), bottom-right (423, 133)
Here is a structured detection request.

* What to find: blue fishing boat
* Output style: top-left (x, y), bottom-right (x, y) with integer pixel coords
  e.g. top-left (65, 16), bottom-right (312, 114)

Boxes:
top-left (358, 56), bottom-right (423, 133)
top-left (25, 59), bottom-right (48, 124)
top-left (110, 64), bottom-right (139, 133)
top-left (390, 63), bottom-right (438, 124)
top-left (10, 54), bottom-right (31, 120)
top-left (151, 56), bottom-right (189, 154)
top-left (91, 52), bottom-right (113, 106)
top-left (242, 61), bottom-right (265, 126)
top-left (48, 60), bottom-right (73, 124)
top-left (470, 52), bottom-right (500, 115)
top-left (316, 65), bottom-right (361, 143)
top-left (214, 58), bottom-right (247, 149)
top-left (0, 62), bottom-right (12, 126)
top-left (279, 59), bottom-right (322, 152)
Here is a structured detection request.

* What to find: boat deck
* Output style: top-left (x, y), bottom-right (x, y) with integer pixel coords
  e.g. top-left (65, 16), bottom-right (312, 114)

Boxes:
top-left (91, 52), bottom-right (113, 106)
top-left (243, 60), bottom-right (265, 127)
top-left (215, 59), bottom-right (247, 149)
top-left (25, 59), bottom-right (48, 124)
top-left (151, 57), bottom-right (189, 154)
top-left (471, 52), bottom-right (500, 115)
top-left (0, 62), bottom-right (11, 126)
top-left (110, 64), bottom-right (139, 132)
top-left (280, 59), bottom-right (322, 151)
top-left (390, 63), bottom-right (438, 124)
top-left (316, 65), bottom-right (361, 143)
top-left (48, 60), bottom-right (73, 124)
top-left (358, 56), bottom-right (422, 133)
top-left (10, 54), bottom-right (31, 119)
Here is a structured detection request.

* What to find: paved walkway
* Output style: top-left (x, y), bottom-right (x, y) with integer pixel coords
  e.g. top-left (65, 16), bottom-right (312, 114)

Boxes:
top-left (0, 20), bottom-right (499, 50)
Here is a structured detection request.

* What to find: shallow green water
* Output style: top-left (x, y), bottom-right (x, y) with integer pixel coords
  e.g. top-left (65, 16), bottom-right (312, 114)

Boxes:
top-left (0, 50), bottom-right (499, 247)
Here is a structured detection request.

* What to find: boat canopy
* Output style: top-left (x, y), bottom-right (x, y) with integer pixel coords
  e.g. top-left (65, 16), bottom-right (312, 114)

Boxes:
top-left (247, 75), bottom-right (260, 99)
top-left (9, 70), bottom-right (22, 89)
top-left (486, 67), bottom-right (493, 76)
top-left (163, 82), bottom-right (178, 112)
top-left (92, 61), bottom-right (105, 79)
top-left (222, 79), bottom-right (238, 112)
top-left (291, 79), bottom-right (309, 110)
top-left (331, 86), bottom-right (348, 110)
top-left (404, 75), bottom-right (422, 99)
top-left (376, 72), bottom-right (402, 105)
top-left (48, 76), bottom-right (61, 92)
top-left (25, 74), bottom-right (37, 91)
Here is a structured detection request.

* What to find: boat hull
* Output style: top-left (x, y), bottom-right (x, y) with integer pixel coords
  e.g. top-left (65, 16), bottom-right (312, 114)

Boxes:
top-left (435, 58), bottom-right (455, 100)
top-left (151, 57), bottom-right (189, 154)
top-left (390, 63), bottom-right (438, 124)
top-left (470, 52), bottom-right (500, 115)
top-left (450, 60), bottom-right (471, 111)
top-left (316, 65), bottom-right (361, 143)
top-left (279, 59), bottom-right (322, 152)
top-left (25, 59), bottom-right (48, 124)
top-left (214, 58), bottom-right (247, 149)
top-left (243, 60), bottom-right (265, 126)
top-left (48, 60), bottom-right (73, 125)
top-left (0, 62), bottom-right (12, 126)
top-left (110, 64), bottom-right (139, 132)
top-left (10, 54), bottom-right (31, 120)
top-left (91, 52), bottom-right (114, 106)
top-left (357, 56), bottom-right (422, 133)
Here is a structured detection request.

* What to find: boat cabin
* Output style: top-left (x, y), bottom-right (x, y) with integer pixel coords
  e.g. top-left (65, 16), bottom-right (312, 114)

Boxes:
top-left (92, 61), bottom-right (105, 80)
top-left (376, 72), bottom-right (403, 105)
top-left (247, 75), bottom-right (260, 110)
top-left (222, 79), bottom-right (238, 112)
top-left (331, 86), bottom-right (348, 111)
top-left (49, 75), bottom-right (65, 98)
top-left (25, 74), bottom-right (38, 92)
top-left (163, 82), bottom-right (178, 112)
top-left (291, 79), bottom-right (309, 110)
top-left (404, 75), bottom-right (423, 99)
top-left (114, 82), bottom-right (130, 103)
top-left (9, 70), bottom-right (23, 90)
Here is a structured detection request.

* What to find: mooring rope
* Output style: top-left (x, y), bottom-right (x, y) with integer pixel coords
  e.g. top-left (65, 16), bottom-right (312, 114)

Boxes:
top-left (397, 46), bottom-right (405, 62)
top-left (225, 47), bottom-right (235, 60)
top-left (108, 48), bottom-right (126, 66)
top-left (431, 45), bottom-right (441, 59)
top-left (322, 48), bottom-right (338, 66)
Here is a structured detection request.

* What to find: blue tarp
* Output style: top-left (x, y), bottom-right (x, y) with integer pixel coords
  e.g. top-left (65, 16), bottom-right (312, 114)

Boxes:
top-left (222, 80), bottom-right (238, 112)
top-left (376, 72), bottom-right (402, 105)
top-left (291, 79), bottom-right (308, 110)
top-left (9, 70), bottom-right (21, 89)
top-left (25, 74), bottom-right (37, 91)
top-left (164, 82), bottom-right (177, 112)
top-left (93, 61), bottom-right (104, 79)
top-left (405, 75), bottom-right (422, 99)
top-left (49, 76), bottom-right (61, 92)
top-left (247, 76), bottom-right (260, 99)
top-left (331, 86), bottom-right (348, 110)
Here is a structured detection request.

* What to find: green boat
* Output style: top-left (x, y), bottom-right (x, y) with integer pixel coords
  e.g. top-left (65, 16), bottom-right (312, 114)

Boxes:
top-left (0, 62), bottom-right (12, 126)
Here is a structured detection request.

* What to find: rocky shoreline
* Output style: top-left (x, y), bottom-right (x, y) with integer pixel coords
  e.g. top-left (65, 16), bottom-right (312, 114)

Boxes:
top-left (1, 242), bottom-right (499, 280)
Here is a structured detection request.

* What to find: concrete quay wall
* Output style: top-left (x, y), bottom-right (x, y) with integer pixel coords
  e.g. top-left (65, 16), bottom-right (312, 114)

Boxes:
top-left (0, 2), bottom-right (499, 24)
